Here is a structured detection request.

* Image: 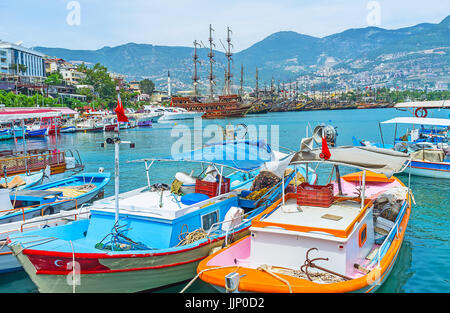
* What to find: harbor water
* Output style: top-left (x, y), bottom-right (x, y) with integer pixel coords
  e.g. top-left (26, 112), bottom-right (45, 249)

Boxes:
top-left (0, 108), bottom-right (448, 293)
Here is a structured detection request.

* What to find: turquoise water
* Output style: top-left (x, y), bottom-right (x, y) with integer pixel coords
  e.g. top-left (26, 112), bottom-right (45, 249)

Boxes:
top-left (0, 108), bottom-right (448, 293)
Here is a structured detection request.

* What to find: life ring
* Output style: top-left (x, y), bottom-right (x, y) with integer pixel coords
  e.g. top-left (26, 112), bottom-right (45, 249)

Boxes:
top-left (415, 107), bottom-right (428, 118)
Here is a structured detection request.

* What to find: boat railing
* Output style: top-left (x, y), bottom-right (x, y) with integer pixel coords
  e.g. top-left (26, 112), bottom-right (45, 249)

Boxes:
top-left (0, 151), bottom-right (65, 176)
top-left (374, 198), bottom-right (408, 269)
top-left (19, 205), bottom-right (89, 233)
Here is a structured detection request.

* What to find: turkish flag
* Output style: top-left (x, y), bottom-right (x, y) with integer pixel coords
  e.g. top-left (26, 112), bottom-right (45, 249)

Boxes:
top-left (320, 136), bottom-right (331, 160)
top-left (115, 92), bottom-right (129, 122)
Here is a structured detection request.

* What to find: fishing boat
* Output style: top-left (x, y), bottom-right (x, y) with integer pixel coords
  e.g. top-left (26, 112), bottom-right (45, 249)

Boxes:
top-left (0, 171), bottom-right (44, 191)
top-left (1, 172), bottom-right (110, 225)
top-left (25, 128), bottom-right (47, 138)
top-left (75, 118), bottom-right (105, 132)
top-left (60, 125), bottom-right (77, 133)
top-left (0, 126), bottom-right (24, 141)
top-left (193, 142), bottom-right (412, 293)
top-left (354, 117), bottom-right (449, 179)
top-left (0, 189), bottom-right (91, 274)
top-left (7, 140), bottom-right (316, 292)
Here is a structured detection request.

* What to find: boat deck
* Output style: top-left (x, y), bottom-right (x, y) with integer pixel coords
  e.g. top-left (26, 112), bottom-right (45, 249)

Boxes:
top-left (92, 187), bottom-right (239, 220)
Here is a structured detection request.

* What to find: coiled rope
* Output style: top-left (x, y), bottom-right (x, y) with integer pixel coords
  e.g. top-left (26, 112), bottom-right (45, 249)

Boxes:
top-left (176, 224), bottom-right (209, 247)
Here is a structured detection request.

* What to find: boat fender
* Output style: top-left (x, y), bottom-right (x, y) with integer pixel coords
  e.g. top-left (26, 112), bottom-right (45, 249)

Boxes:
top-left (222, 206), bottom-right (244, 232)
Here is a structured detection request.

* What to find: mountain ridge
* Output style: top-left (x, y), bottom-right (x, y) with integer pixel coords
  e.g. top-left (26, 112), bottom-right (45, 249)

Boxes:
top-left (34, 15), bottom-right (450, 90)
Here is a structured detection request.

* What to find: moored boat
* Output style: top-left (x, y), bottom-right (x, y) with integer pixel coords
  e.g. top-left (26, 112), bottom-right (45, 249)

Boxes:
top-left (1, 172), bottom-right (110, 225)
top-left (7, 140), bottom-right (316, 292)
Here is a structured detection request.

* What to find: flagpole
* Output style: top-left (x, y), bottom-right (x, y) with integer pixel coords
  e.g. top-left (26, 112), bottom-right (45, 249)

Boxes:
top-left (114, 87), bottom-right (121, 225)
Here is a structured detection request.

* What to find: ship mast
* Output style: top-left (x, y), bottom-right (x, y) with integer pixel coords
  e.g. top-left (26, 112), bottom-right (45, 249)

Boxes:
top-left (192, 40), bottom-right (201, 99)
top-left (208, 24), bottom-right (216, 100)
top-left (255, 67), bottom-right (259, 100)
top-left (240, 64), bottom-right (244, 96)
top-left (225, 26), bottom-right (233, 95)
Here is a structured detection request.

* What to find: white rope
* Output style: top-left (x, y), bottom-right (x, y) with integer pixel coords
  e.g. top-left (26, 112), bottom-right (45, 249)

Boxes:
top-left (257, 264), bottom-right (292, 293)
top-left (70, 240), bottom-right (76, 293)
top-left (180, 265), bottom-right (240, 293)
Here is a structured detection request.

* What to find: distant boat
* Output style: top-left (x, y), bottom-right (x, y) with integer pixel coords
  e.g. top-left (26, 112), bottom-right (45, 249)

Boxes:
top-left (25, 128), bottom-right (47, 138)
top-left (60, 125), bottom-right (76, 133)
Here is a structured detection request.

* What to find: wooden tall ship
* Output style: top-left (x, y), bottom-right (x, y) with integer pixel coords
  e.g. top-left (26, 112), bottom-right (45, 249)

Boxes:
top-left (170, 25), bottom-right (250, 119)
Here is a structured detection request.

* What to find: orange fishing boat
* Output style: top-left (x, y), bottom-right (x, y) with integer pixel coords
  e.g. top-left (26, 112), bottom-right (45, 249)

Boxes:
top-left (190, 144), bottom-right (413, 293)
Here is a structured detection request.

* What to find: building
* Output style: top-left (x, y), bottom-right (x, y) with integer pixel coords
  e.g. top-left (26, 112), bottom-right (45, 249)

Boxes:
top-left (60, 68), bottom-right (86, 85)
top-left (128, 80), bottom-right (141, 93)
top-left (0, 41), bottom-right (46, 78)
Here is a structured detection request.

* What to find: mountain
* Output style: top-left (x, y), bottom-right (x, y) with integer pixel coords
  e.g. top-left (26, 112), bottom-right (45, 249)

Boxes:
top-left (35, 15), bottom-right (450, 90)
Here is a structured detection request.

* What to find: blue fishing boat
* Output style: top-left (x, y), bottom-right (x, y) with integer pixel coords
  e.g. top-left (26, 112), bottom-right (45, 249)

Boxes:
top-left (7, 140), bottom-right (316, 293)
top-left (355, 117), bottom-right (450, 179)
top-left (25, 128), bottom-right (47, 138)
top-left (1, 172), bottom-right (110, 225)
top-left (60, 125), bottom-right (76, 133)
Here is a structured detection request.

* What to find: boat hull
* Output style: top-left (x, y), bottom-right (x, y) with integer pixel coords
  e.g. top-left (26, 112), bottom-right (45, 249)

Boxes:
top-left (197, 193), bottom-right (411, 293)
top-left (404, 160), bottom-right (450, 179)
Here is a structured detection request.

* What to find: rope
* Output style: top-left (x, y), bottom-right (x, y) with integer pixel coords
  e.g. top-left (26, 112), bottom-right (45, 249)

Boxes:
top-left (70, 240), bottom-right (76, 293)
top-left (176, 224), bottom-right (209, 247)
top-left (257, 264), bottom-right (292, 293)
top-left (180, 265), bottom-right (240, 293)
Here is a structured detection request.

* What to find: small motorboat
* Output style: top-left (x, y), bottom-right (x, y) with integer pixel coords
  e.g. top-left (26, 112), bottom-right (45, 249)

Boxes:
top-left (0, 171), bottom-right (44, 191)
top-left (1, 172), bottom-right (110, 225)
top-left (193, 143), bottom-right (413, 293)
top-left (60, 125), bottom-right (76, 133)
top-left (25, 128), bottom-right (47, 138)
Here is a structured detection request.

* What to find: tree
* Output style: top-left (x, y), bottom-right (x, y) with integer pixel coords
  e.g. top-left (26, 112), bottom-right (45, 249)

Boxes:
top-left (139, 79), bottom-right (155, 95)
top-left (81, 63), bottom-right (117, 105)
top-left (45, 72), bottom-right (63, 85)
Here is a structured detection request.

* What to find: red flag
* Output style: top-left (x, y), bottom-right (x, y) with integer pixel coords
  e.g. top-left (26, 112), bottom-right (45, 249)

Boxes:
top-left (320, 136), bottom-right (331, 160)
top-left (115, 92), bottom-right (129, 122)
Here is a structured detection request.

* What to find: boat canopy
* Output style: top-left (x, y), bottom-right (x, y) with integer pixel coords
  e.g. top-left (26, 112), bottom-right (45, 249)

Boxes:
top-left (394, 100), bottom-right (449, 109)
top-left (290, 146), bottom-right (410, 177)
top-left (0, 109), bottom-right (62, 121)
top-left (380, 117), bottom-right (450, 127)
top-left (130, 140), bottom-right (275, 172)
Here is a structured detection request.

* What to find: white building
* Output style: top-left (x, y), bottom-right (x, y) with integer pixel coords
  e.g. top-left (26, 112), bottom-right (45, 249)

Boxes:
top-left (0, 41), bottom-right (46, 78)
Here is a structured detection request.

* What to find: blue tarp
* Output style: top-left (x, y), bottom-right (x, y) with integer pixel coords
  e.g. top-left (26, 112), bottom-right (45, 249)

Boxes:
top-left (159, 140), bottom-right (275, 172)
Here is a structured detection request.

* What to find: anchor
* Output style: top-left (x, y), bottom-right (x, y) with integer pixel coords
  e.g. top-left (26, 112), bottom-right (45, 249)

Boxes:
top-left (300, 248), bottom-right (351, 281)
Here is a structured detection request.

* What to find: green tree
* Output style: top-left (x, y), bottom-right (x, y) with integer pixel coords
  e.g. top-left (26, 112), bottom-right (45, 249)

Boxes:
top-left (45, 72), bottom-right (63, 85)
top-left (139, 79), bottom-right (155, 95)
top-left (81, 63), bottom-right (117, 105)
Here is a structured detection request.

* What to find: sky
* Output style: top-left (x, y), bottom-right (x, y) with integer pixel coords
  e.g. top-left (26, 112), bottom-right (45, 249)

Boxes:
top-left (0, 0), bottom-right (449, 52)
